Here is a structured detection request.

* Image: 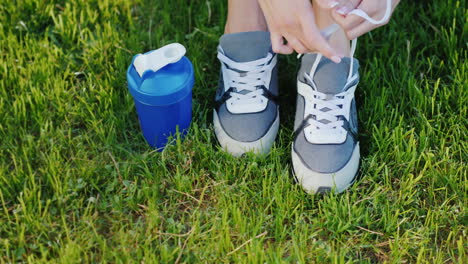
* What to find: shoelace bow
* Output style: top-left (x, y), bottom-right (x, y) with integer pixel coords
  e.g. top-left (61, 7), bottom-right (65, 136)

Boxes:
top-left (302, 0), bottom-right (392, 138)
top-left (218, 50), bottom-right (276, 107)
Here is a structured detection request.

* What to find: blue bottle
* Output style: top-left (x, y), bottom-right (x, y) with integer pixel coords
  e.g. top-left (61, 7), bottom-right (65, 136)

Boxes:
top-left (127, 43), bottom-right (194, 150)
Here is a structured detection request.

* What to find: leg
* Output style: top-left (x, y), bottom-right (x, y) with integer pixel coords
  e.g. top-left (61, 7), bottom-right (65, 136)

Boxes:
top-left (225, 0), bottom-right (267, 34)
top-left (313, 3), bottom-right (350, 56)
top-left (292, 2), bottom-right (360, 194)
top-left (214, 0), bottom-right (279, 156)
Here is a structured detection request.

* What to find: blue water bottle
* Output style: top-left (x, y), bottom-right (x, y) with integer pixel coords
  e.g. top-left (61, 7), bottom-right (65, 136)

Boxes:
top-left (127, 43), bottom-right (194, 150)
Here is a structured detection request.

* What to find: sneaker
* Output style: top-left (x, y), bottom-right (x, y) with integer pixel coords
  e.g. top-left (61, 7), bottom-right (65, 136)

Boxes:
top-left (213, 31), bottom-right (279, 156)
top-left (292, 53), bottom-right (360, 194)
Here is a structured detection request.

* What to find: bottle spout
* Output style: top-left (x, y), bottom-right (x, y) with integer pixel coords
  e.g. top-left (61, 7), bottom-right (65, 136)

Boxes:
top-left (133, 43), bottom-right (187, 77)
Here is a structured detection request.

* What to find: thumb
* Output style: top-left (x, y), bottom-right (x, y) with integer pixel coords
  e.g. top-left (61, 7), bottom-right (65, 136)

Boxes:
top-left (270, 33), bottom-right (294, 55)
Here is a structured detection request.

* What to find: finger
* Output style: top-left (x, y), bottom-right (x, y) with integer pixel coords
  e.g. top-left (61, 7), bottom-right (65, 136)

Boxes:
top-left (284, 36), bottom-right (309, 54)
top-left (299, 9), bottom-right (342, 62)
top-left (314, 0), bottom-right (340, 9)
top-left (335, 0), bottom-right (362, 15)
top-left (346, 21), bottom-right (377, 39)
top-left (270, 32), bottom-right (294, 54)
top-left (332, 10), bottom-right (365, 33)
top-left (299, 28), bottom-right (342, 62)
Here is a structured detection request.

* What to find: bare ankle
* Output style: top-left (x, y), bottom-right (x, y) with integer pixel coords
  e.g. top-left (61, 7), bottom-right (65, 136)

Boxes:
top-left (225, 0), bottom-right (267, 34)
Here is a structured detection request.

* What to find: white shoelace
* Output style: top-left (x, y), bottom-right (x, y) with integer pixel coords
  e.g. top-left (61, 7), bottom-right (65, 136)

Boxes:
top-left (301, 0), bottom-right (392, 143)
top-left (218, 49), bottom-right (276, 110)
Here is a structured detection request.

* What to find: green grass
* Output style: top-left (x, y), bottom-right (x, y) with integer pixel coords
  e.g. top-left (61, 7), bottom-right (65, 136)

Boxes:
top-left (0, 0), bottom-right (466, 262)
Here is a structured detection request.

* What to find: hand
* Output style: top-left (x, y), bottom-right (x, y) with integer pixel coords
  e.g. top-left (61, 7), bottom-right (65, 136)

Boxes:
top-left (258, 0), bottom-right (343, 63)
top-left (329, 0), bottom-right (401, 39)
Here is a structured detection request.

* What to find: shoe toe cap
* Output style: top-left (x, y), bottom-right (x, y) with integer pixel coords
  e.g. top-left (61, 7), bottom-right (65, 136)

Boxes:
top-left (293, 131), bottom-right (356, 173)
top-left (292, 132), bottom-right (360, 194)
top-left (217, 102), bottom-right (277, 142)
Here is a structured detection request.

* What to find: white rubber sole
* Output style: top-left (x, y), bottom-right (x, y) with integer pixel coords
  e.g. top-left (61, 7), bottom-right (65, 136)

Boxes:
top-left (213, 110), bottom-right (279, 157)
top-left (292, 143), bottom-right (360, 194)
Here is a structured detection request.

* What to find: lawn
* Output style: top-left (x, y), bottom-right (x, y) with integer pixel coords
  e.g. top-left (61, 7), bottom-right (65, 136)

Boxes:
top-left (0, 0), bottom-right (466, 263)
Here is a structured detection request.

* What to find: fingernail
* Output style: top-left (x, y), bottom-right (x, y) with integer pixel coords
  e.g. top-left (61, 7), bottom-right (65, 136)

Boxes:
top-left (331, 56), bottom-right (342, 63)
top-left (329, 1), bottom-right (339, 8)
top-left (336, 6), bottom-right (350, 15)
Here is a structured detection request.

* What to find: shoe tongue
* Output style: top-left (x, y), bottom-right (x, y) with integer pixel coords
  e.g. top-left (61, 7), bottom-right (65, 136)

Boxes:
top-left (304, 54), bottom-right (352, 94)
top-left (220, 31), bottom-right (271, 62)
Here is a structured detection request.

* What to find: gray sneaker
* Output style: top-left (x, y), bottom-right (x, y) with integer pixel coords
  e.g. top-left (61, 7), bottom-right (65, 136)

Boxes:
top-left (292, 53), bottom-right (360, 194)
top-left (214, 31), bottom-right (279, 156)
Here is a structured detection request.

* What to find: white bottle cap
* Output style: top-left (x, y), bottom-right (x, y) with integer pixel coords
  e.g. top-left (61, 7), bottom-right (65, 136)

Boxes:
top-left (133, 43), bottom-right (187, 77)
